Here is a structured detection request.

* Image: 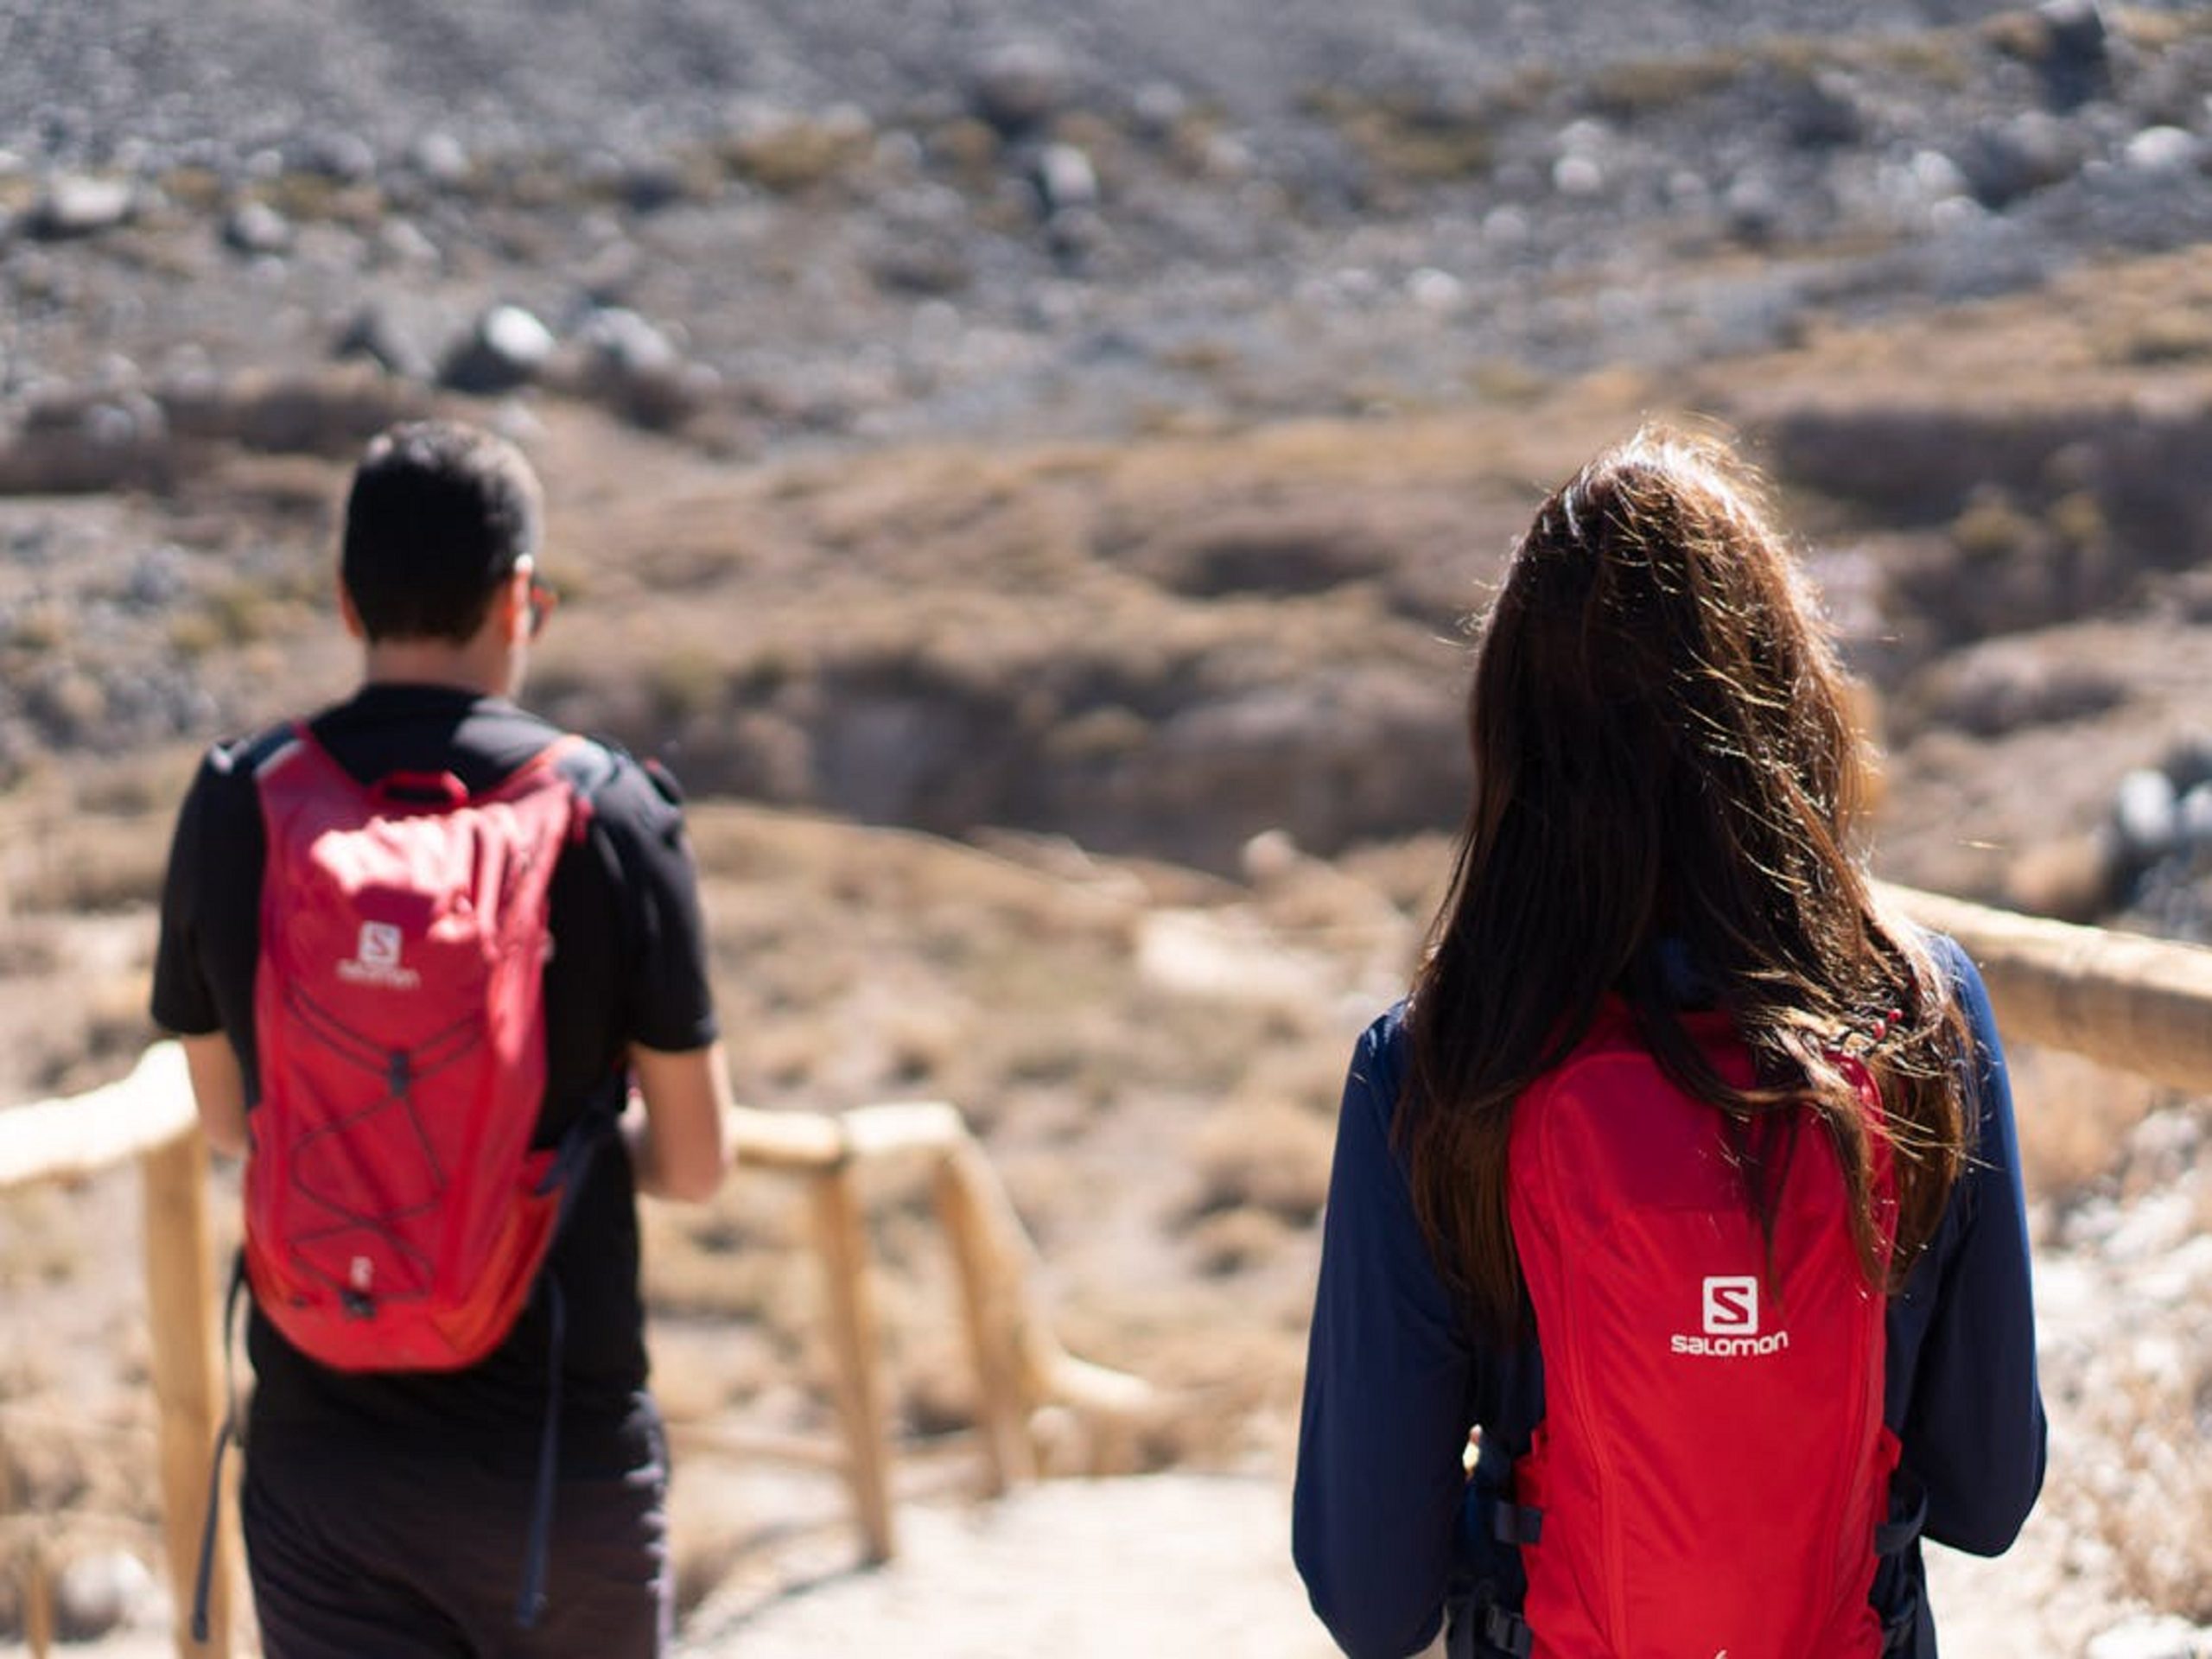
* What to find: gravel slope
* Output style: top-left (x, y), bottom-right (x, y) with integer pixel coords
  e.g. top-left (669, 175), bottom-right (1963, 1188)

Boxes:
top-left (0, 0), bottom-right (2126, 169)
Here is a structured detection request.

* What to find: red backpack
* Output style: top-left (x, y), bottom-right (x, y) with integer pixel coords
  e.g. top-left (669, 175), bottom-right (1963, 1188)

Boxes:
top-left (245, 724), bottom-right (598, 1370)
top-left (1496, 1001), bottom-right (1898, 1659)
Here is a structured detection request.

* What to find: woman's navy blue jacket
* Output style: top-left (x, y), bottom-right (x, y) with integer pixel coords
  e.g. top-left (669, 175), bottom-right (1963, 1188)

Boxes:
top-left (1293, 934), bottom-right (2047, 1658)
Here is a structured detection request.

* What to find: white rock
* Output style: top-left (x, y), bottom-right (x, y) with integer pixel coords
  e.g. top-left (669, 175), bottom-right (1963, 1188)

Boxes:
top-left (409, 130), bottom-right (471, 185)
top-left (1133, 80), bottom-right (1188, 136)
top-left (441, 304), bottom-right (558, 394)
top-left (224, 199), bottom-right (293, 256)
top-left (1910, 149), bottom-right (1971, 200)
top-left (486, 305), bottom-right (554, 361)
top-left (2123, 126), bottom-right (2202, 173)
top-left (2085, 1614), bottom-right (2212, 1659)
top-left (1558, 118), bottom-right (1612, 156)
top-left (2178, 782), bottom-right (2212, 843)
top-left (54, 1549), bottom-right (154, 1640)
top-left (1554, 155), bottom-right (1605, 198)
top-left (1483, 205), bottom-right (1531, 245)
top-left (32, 173), bottom-right (134, 237)
top-left (378, 217), bottom-right (442, 268)
top-left (2113, 767), bottom-right (2180, 860)
top-left (1407, 267), bottom-right (1464, 310)
top-left (1035, 143), bottom-right (1100, 213)
top-left (580, 307), bottom-right (678, 374)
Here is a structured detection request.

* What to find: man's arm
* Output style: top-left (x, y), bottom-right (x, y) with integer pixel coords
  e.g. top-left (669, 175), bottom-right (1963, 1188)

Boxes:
top-left (181, 1033), bottom-right (248, 1158)
top-left (626, 1039), bottom-right (734, 1203)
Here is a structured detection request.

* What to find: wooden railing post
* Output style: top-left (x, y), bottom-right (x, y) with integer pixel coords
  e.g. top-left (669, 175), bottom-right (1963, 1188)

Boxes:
top-left (141, 1126), bottom-right (231, 1659)
top-left (931, 1141), bottom-right (1035, 1493)
top-left (807, 1160), bottom-right (897, 1564)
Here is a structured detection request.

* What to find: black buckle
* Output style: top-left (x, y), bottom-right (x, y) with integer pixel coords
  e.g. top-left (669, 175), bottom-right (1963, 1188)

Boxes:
top-left (1491, 1500), bottom-right (1544, 1547)
top-left (1483, 1604), bottom-right (1535, 1658)
top-left (1875, 1485), bottom-right (1929, 1557)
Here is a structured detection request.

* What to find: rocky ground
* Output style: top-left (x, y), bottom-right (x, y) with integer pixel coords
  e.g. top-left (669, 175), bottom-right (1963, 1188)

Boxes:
top-left (4, 0), bottom-right (2212, 456)
top-left (3, 1), bottom-right (2212, 1655)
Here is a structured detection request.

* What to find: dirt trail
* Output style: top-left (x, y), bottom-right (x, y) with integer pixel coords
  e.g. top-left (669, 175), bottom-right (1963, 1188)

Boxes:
top-left (679, 1473), bottom-right (2068, 1659)
top-left (0, 1469), bottom-right (2094, 1659)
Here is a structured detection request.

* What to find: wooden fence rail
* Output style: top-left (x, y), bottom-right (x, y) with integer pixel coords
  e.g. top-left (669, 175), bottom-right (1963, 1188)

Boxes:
top-left (4, 884), bottom-right (2212, 1657)
top-left (0, 1052), bottom-right (1152, 1656)
top-left (0, 1043), bottom-right (232, 1659)
top-left (1880, 883), bottom-right (2212, 1094)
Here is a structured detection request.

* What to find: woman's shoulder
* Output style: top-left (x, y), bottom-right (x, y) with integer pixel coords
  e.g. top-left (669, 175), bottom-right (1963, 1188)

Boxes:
top-left (1356, 999), bottom-right (1413, 1072)
top-left (1341, 1001), bottom-right (1414, 1130)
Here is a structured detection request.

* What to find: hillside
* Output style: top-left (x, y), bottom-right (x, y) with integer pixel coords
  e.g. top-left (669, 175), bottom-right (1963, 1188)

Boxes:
top-left (3, 1), bottom-right (2212, 1654)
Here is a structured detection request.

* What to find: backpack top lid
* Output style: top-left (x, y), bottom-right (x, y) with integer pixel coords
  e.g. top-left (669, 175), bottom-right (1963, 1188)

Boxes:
top-left (1501, 1001), bottom-right (1897, 1659)
top-left (243, 726), bottom-right (592, 1372)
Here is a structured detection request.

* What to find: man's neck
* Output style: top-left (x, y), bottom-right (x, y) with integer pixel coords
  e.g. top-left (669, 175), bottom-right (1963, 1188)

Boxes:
top-left (360, 639), bottom-right (515, 699)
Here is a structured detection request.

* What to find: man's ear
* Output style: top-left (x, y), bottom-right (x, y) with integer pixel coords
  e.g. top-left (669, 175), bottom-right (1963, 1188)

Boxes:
top-left (498, 562), bottom-right (533, 645)
top-left (337, 571), bottom-right (367, 641)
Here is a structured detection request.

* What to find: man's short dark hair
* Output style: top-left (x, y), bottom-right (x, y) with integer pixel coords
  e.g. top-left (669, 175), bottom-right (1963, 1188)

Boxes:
top-left (341, 421), bottom-right (543, 644)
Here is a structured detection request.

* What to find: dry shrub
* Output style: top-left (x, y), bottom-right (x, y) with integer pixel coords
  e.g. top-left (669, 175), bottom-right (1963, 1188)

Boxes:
top-left (0, 922), bottom-right (64, 978)
top-left (1185, 1097), bottom-right (1335, 1226)
top-left (1586, 50), bottom-right (1748, 117)
top-left (1979, 9), bottom-right (2059, 62)
top-left (1187, 1206), bottom-right (1298, 1278)
top-left (2099, 310), bottom-right (2212, 367)
top-left (10, 816), bottom-right (170, 915)
top-left (2000, 833), bottom-right (2116, 924)
top-left (2080, 1319), bottom-right (2212, 1620)
top-left (642, 1180), bottom-right (815, 1326)
top-left (2005, 1045), bottom-right (2165, 1209)
top-left (0, 1188), bottom-right (83, 1290)
top-left (1948, 491), bottom-right (2039, 563)
top-left (1304, 88), bottom-right (1497, 183)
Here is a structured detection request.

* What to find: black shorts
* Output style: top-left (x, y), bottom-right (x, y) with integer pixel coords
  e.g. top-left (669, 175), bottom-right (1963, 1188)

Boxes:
top-left (240, 1417), bottom-right (671, 1659)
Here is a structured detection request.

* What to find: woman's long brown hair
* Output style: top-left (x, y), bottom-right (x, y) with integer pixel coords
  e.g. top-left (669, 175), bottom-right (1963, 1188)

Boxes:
top-left (1400, 427), bottom-right (1974, 1345)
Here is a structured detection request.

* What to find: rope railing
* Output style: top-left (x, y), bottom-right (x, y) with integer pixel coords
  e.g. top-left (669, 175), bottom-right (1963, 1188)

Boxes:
top-left (5, 886), bottom-right (2212, 1657)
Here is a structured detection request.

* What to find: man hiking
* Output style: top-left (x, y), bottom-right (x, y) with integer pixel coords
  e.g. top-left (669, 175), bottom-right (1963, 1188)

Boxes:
top-left (152, 417), bottom-right (732, 1656)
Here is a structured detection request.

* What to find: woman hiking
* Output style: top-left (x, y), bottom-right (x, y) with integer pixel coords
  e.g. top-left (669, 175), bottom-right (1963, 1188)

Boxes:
top-left (1293, 428), bottom-right (2045, 1658)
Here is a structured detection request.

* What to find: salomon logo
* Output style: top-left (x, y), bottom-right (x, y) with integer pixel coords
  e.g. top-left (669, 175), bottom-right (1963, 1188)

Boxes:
top-left (1670, 1275), bottom-right (1789, 1357)
top-left (1703, 1275), bottom-right (1759, 1335)
top-left (336, 921), bottom-right (420, 989)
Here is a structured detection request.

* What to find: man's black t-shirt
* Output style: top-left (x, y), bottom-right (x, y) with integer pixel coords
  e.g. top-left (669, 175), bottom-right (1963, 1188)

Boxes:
top-left (151, 684), bottom-right (719, 1476)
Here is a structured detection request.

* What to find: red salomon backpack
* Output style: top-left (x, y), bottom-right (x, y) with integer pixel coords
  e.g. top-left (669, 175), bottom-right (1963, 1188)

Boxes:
top-left (1496, 1001), bottom-right (1898, 1659)
top-left (245, 724), bottom-right (599, 1370)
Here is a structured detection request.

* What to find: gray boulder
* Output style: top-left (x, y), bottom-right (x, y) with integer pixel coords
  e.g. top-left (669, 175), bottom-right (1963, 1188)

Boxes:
top-left (440, 304), bottom-right (558, 395)
top-left (2037, 0), bottom-right (2109, 71)
top-left (336, 302), bottom-right (438, 382)
top-left (1952, 112), bottom-right (2081, 208)
top-left (971, 41), bottom-right (1072, 135)
top-left (571, 307), bottom-right (713, 429)
top-left (224, 199), bottom-right (295, 256)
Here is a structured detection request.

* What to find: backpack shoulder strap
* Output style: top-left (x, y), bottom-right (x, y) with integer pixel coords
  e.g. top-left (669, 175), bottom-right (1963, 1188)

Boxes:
top-left (211, 720), bottom-right (308, 782)
top-left (547, 732), bottom-right (624, 805)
